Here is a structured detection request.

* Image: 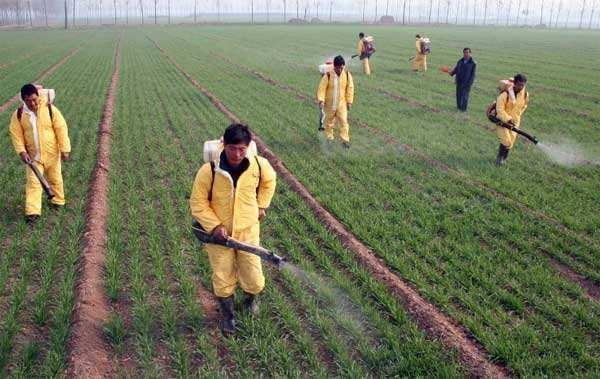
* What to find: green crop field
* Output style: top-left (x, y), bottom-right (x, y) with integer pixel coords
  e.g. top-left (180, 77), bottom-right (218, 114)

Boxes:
top-left (0, 25), bottom-right (599, 378)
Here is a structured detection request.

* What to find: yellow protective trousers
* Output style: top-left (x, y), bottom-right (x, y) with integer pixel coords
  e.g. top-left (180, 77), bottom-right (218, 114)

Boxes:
top-left (362, 58), bottom-right (371, 75)
top-left (26, 158), bottom-right (65, 215)
top-left (205, 225), bottom-right (265, 298)
top-left (324, 106), bottom-right (350, 142)
top-left (413, 54), bottom-right (427, 71)
top-left (496, 126), bottom-right (519, 149)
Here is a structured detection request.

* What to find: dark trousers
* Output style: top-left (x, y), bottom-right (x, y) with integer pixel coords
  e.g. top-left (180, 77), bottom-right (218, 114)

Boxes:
top-left (456, 84), bottom-right (471, 111)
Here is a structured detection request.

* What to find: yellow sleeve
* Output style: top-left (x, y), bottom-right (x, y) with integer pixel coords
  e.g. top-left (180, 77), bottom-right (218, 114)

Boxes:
top-left (9, 111), bottom-right (26, 155)
top-left (316, 74), bottom-right (328, 103)
top-left (357, 39), bottom-right (364, 54)
top-left (190, 163), bottom-right (223, 232)
top-left (522, 91), bottom-right (529, 113)
top-left (256, 157), bottom-right (277, 209)
top-left (346, 71), bottom-right (354, 105)
top-left (496, 92), bottom-right (511, 123)
top-left (50, 105), bottom-right (71, 153)
top-left (416, 40), bottom-right (421, 54)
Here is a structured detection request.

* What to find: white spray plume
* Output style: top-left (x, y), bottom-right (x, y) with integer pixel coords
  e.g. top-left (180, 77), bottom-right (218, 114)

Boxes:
top-left (536, 140), bottom-right (599, 167)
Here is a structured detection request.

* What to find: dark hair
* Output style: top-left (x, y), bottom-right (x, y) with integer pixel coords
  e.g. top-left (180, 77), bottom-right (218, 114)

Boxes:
top-left (20, 84), bottom-right (38, 100)
top-left (415, 34), bottom-right (421, 38)
top-left (514, 74), bottom-right (527, 84)
top-left (463, 47), bottom-right (471, 53)
top-left (333, 55), bottom-right (345, 67)
top-left (359, 32), bottom-right (364, 38)
top-left (223, 123), bottom-right (252, 145)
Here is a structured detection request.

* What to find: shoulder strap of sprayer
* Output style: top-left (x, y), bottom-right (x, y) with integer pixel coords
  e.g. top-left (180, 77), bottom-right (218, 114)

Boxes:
top-left (326, 70), bottom-right (350, 84)
top-left (208, 156), bottom-right (262, 201)
top-left (17, 103), bottom-right (54, 123)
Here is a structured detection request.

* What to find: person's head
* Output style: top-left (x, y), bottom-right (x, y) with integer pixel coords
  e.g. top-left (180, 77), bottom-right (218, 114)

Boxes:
top-left (333, 55), bottom-right (345, 75)
top-left (415, 34), bottom-right (421, 39)
top-left (223, 123), bottom-right (252, 167)
top-left (359, 32), bottom-right (364, 38)
top-left (20, 84), bottom-right (39, 112)
top-left (513, 73), bottom-right (527, 93)
top-left (463, 47), bottom-right (472, 60)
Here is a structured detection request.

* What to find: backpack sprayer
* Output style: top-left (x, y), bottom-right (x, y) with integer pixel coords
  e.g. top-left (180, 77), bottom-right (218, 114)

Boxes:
top-left (486, 79), bottom-right (539, 145)
top-left (191, 220), bottom-right (285, 267)
top-left (351, 36), bottom-right (376, 60)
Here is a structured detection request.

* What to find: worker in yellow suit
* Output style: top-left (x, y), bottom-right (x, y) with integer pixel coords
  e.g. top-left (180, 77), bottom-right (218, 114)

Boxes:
top-left (190, 124), bottom-right (277, 335)
top-left (357, 32), bottom-right (371, 75)
top-left (495, 74), bottom-right (529, 165)
top-left (9, 84), bottom-right (70, 224)
top-left (412, 34), bottom-right (427, 72)
top-left (316, 55), bottom-right (355, 148)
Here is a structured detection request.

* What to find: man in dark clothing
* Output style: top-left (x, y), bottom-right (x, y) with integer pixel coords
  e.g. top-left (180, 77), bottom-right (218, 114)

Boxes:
top-left (449, 47), bottom-right (476, 111)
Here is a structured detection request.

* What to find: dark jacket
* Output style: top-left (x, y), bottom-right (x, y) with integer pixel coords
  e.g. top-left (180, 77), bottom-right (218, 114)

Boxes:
top-left (452, 57), bottom-right (476, 88)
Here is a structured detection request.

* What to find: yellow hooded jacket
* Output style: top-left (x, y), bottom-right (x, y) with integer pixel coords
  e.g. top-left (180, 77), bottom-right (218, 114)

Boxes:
top-left (190, 155), bottom-right (277, 239)
top-left (496, 89), bottom-right (528, 128)
top-left (9, 96), bottom-right (70, 164)
top-left (316, 69), bottom-right (355, 110)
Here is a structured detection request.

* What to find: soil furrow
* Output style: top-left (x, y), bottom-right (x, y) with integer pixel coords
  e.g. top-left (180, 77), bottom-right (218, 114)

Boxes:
top-left (66, 36), bottom-right (122, 379)
top-left (148, 35), bottom-right (509, 379)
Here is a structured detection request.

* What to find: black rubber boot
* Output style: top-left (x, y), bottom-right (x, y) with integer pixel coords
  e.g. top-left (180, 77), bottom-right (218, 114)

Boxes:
top-left (217, 296), bottom-right (235, 336)
top-left (243, 292), bottom-right (259, 315)
top-left (495, 144), bottom-right (509, 166)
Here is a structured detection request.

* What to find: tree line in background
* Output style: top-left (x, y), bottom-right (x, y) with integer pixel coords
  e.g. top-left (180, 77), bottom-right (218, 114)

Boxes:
top-left (0, 0), bottom-right (598, 29)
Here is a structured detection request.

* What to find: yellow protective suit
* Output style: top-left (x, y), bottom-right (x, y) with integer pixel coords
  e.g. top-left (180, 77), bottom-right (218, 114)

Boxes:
top-left (190, 154), bottom-right (277, 298)
top-left (413, 38), bottom-right (427, 71)
top-left (357, 38), bottom-right (371, 75)
top-left (9, 96), bottom-right (70, 216)
top-left (316, 69), bottom-right (355, 142)
top-left (495, 89), bottom-right (529, 149)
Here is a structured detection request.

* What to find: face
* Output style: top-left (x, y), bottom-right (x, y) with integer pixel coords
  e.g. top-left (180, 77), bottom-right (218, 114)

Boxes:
top-left (463, 49), bottom-right (471, 60)
top-left (23, 93), bottom-right (39, 113)
top-left (224, 142), bottom-right (248, 167)
top-left (334, 64), bottom-right (344, 75)
top-left (513, 81), bottom-right (526, 93)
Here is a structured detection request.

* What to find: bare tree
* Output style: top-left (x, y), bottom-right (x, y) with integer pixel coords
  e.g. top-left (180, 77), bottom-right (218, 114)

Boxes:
top-left (483, 0), bottom-right (489, 24)
top-left (329, 0), bottom-right (333, 21)
top-left (539, 0), bottom-right (544, 25)
top-left (43, 0), bottom-right (48, 26)
top-left (167, 0), bottom-right (171, 24)
top-left (362, 0), bottom-right (365, 22)
top-left (589, 0), bottom-right (597, 28)
top-left (193, 0), bottom-right (197, 23)
top-left (374, 0), bottom-right (378, 22)
top-left (64, 0), bottom-right (67, 28)
top-left (282, 0), bottom-right (286, 21)
top-left (385, 0), bottom-right (390, 15)
top-left (428, 0), bottom-right (432, 22)
top-left (296, 0), bottom-right (299, 19)
top-left (267, 0), bottom-right (270, 23)
top-left (251, 0), bottom-right (254, 23)
top-left (153, 0), bottom-right (157, 24)
top-left (27, 0), bottom-right (32, 26)
top-left (579, 0), bottom-right (586, 28)
top-left (72, 0), bottom-right (75, 26)
top-left (554, 0), bottom-right (562, 27)
top-left (402, 0), bottom-right (407, 23)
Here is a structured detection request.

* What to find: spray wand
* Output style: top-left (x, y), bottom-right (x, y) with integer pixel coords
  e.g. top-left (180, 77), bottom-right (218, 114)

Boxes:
top-left (497, 120), bottom-right (539, 145)
top-left (192, 220), bottom-right (285, 267)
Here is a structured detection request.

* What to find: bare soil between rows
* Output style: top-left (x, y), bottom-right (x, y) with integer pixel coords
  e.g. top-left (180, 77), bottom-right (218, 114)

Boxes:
top-left (66, 36), bottom-right (121, 379)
